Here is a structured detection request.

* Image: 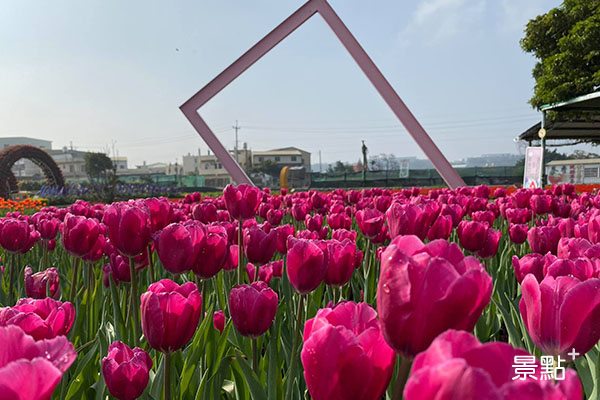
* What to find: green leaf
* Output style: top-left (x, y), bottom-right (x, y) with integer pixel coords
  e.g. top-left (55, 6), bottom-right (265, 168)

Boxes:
top-left (234, 350), bottom-right (267, 400)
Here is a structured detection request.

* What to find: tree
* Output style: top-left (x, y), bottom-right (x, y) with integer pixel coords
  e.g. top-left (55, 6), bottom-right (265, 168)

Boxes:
top-left (84, 152), bottom-right (114, 183)
top-left (567, 149), bottom-right (600, 159)
top-left (327, 161), bottom-right (354, 174)
top-left (251, 160), bottom-right (281, 178)
top-left (520, 0), bottom-right (600, 108)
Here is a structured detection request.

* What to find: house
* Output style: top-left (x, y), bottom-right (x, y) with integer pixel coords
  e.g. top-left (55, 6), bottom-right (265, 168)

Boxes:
top-left (546, 158), bottom-right (600, 185)
top-left (252, 147), bottom-right (311, 171)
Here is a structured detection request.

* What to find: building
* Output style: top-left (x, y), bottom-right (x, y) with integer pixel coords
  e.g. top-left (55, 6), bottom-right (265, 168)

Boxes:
top-left (182, 147), bottom-right (252, 188)
top-left (49, 148), bottom-right (88, 180)
top-left (546, 159), bottom-right (600, 185)
top-left (252, 147), bottom-right (311, 171)
top-left (0, 137), bottom-right (53, 179)
top-left (111, 156), bottom-right (128, 171)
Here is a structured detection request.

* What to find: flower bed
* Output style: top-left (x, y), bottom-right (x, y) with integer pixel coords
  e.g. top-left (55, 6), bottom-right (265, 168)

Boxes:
top-left (0, 184), bottom-right (596, 399)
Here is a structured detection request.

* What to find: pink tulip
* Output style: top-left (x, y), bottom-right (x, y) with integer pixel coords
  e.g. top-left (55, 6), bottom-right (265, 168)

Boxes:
top-left (331, 228), bottom-right (357, 242)
top-left (302, 302), bottom-right (395, 400)
top-left (520, 274), bottom-right (600, 358)
top-left (103, 204), bottom-right (152, 257)
top-left (505, 207), bottom-right (532, 224)
top-left (0, 218), bottom-right (39, 254)
top-left (512, 253), bottom-right (557, 283)
top-left (274, 224), bottom-right (295, 254)
top-left (266, 208), bottom-right (284, 225)
top-left (32, 213), bottom-right (60, 240)
top-left (508, 223), bottom-right (528, 245)
top-left (323, 239), bottom-right (357, 287)
top-left (0, 325), bottom-right (77, 400)
top-left (544, 258), bottom-right (596, 281)
top-left (62, 213), bottom-right (102, 257)
top-left (291, 201), bottom-right (310, 222)
top-left (155, 222), bottom-right (205, 274)
top-left (229, 281), bottom-right (278, 338)
top-left (0, 298), bottom-right (75, 341)
top-left (427, 214), bottom-right (453, 240)
top-left (102, 341), bottom-right (153, 400)
top-left (140, 279), bottom-right (202, 353)
top-left (457, 220), bottom-right (488, 252)
top-left (377, 235), bottom-right (492, 357)
top-left (213, 310), bottom-right (226, 334)
top-left (530, 194), bottom-right (554, 215)
top-left (386, 202), bottom-right (427, 239)
top-left (355, 208), bottom-right (385, 240)
top-left (557, 237), bottom-right (592, 259)
top-left (405, 330), bottom-right (582, 400)
top-left (243, 225), bottom-right (277, 265)
top-left (476, 228), bottom-right (501, 259)
top-left (304, 214), bottom-right (324, 232)
top-left (286, 237), bottom-right (328, 294)
top-left (140, 197), bottom-right (172, 232)
top-left (528, 226), bottom-right (561, 254)
top-left (471, 210), bottom-right (495, 226)
top-left (245, 262), bottom-right (274, 284)
top-left (24, 267), bottom-right (60, 299)
top-left (194, 224), bottom-right (229, 279)
top-left (223, 184), bottom-right (261, 220)
top-left (327, 213), bottom-right (352, 230)
top-left (192, 202), bottom-right (218, 224)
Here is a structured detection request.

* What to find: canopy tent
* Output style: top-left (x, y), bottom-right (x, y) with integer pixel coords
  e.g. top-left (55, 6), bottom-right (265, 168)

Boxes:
top-left (516, 91), bottom-right (600, 186)
top-left (518, 115), bottom-right (600, 144)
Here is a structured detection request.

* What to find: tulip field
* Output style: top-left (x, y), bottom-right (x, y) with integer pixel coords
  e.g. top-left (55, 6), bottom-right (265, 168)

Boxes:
top-left (2, 184), bottom-right (600, 399)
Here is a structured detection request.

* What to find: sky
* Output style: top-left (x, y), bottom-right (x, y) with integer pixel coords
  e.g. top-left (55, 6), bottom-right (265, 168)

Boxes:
top-left (0, 0), bottom-right (573, 168)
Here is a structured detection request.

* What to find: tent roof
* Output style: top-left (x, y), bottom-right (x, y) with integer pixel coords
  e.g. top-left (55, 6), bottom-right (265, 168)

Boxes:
top-left (518, 116), bottom-right (600, 143)
top-left (540, 91), bottom-right (600, 112)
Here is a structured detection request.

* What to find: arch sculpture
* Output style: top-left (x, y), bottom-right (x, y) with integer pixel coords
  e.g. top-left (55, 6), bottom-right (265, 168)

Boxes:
top-left (0, 145), bottom-right (65, 199)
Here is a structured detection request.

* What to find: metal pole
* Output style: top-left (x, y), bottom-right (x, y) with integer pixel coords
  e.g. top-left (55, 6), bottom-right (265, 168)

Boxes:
top-left (541, 111), bottom-right (546, 188)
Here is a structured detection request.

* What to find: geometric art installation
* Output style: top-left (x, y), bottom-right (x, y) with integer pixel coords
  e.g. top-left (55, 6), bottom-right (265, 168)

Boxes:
top-left (180, 0), bottom-right (465, 188)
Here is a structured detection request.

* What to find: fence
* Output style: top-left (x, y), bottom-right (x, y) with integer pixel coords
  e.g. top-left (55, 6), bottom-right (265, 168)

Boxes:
top-left (309, 166), bottom-right (522, 188)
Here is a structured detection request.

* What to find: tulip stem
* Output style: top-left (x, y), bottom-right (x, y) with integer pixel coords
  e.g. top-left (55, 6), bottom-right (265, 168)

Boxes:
top-left (392, 356), bottom-right (412, 400)
top-left (285, 294), bottom-right (305, 398)
top-left (363, 239), bottom-right (372, 303)
top-left (7, 253), bottom-right (16, 304)
top-left (148, 245), bottom-right (155, 282)
top-left (164, 352), bottom-right (172, 400)
top-left (129, 257), bottom-right (140, 347)
top-left (69, 257), bottom-right (79, 304)
top-left (252, 338), bottom-right (259, 374)
top-left (238, 219), bottom-right (243, 285)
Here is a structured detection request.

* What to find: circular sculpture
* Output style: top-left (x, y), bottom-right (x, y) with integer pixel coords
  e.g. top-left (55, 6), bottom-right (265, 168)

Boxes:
top-left (0, 145), bottom-right (65, 199)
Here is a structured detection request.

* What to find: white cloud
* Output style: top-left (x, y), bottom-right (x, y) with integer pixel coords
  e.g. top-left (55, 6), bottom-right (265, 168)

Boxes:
top-left (499, 0), bottom-right (558, 35)
top-left (400, 0), bottom-right (486, 46)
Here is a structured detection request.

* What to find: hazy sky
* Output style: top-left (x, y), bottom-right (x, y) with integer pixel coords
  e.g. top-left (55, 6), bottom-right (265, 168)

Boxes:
top-left (1, 0), bottom-right (567, 167)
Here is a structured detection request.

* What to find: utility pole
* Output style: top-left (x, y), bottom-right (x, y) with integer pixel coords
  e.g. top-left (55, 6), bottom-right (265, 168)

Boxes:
top-left (362, 140), bottom-right (368, 184)
top-left (233, 120), bottom-right (241, 163)
top-left (319, 150), bottom-right (322, 173)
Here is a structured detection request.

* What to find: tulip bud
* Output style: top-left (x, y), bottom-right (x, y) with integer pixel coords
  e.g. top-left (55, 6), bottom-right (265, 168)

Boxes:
top-left (102, 341), bottom-right (153, 400)
top-left (229, 281), bottom-right (278, 338)
top-left (24, 267), bottom-right (61, 299)
top-left (286, 237), bottom-right (328, 294)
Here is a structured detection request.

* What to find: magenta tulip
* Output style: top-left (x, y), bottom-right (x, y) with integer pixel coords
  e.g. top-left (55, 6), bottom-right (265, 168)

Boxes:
top-left (512, 253), bottom-right (557, 283)
top-left (508, 223), bottom-right (528, 245)
top-left (377, 235), bottom-right (492, 357)
top-left (192, 202), bottom-right (218, 224)
top-left (457, 220), bottom-right (488, 253)
top-left (193, 224), bottom-right (229, 279)
top-left (243, 225), bottom-right (277, 265)
top-left (528, 225), bottom-right (561, 254)
top-left (427, 214), bottom-right (453, 240)
top-left (62, 213), bottom-right (102, 257)
top-left (286, 237), bottom-right (328, 294)
top-left (155, 222), bottom-right (205, 274)
top-left (24, 267), bottom-right (60, 299)
top-left (0, 298), bottom-right (75, 341)
top-left (386, 202), bottom-right (427, 239)
top-left (557, 237), bottom-right (593, 259)
top-left (0, 325), bottom-right (77, 400)
top-left (223, 184), bottom-right (261, 220)
top-left (274, 224), bottom-right (295, 254)
top-left (213, 310), bottom-right (226, 334)
top-left (140, 197), bottom-right (172, 232)
top-left (324, 239), bottom-right (356, 287)
top-left (102, 341), bottom-right (153, 400)
top-left (0, 218), bottom-right (39, 254)
top-left (140, 279), bottom-right (202, 353)
top-left (520, 274), bottom-right (600, 358)
top-left (405, 330), bottom-right (582, 400)
top-left (355, 208), bottom-right (385, 240)
top-left (229, 281), bottom-right (278, 338)
top-left (103, 204), bottom-right (152, 257)
top-left (301, 302), bottom-right (395, 400)
top-left (476, 228), bottom-right (501, 259)
top-left (32, 213), bottom-right (60, 240)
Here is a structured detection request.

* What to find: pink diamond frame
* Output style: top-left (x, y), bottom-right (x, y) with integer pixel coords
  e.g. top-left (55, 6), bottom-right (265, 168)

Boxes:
top-left (180, 0), bottom-right (465, 188)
